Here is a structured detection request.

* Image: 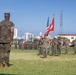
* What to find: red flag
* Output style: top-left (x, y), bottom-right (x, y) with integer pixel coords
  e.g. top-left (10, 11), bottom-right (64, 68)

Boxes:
top-left (45, 17), bottom-right (54, 36)
top-left (49, 17), bottom-right (54, 32)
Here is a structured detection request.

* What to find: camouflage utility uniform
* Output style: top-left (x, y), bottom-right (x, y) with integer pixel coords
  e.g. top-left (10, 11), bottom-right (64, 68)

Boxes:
top-left (64, 38), bottom-right (69, 54)
top-left (42, 36), bottom-right (50, 58)
top-left (38, 37), bottom-right (43, 55)
top-left (0, 13), bottom-right (14, 68)
top-left (57, 38), bottom-right (61, 55)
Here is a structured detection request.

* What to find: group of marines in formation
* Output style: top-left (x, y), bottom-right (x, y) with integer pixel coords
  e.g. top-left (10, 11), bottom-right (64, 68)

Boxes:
top-left (37, 35), bottom-right (76, 58)
top-left (15, 40), bottom-right (38, 50)
top-left (15, 34), bottom-right (76, 58)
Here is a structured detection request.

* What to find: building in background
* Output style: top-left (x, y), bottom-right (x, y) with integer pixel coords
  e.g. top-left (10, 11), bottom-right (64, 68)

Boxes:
top-left (24, 32), bottom-right (35, 41)
top-left (14, 28), bottom-right (18, 39)
top-left (58, 34), bottom-right (76, 42)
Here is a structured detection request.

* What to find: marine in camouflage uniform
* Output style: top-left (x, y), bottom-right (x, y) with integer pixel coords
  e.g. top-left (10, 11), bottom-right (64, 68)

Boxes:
top-left (64, 38), bottom-right (69, 54)
top-left (53, 38), bottom-right (58, 56)
top-left (42, 35), bottom-right (50, 58)
top-left (37, 36), bottom-right (43, 55)
top-left (15, 41), bottom-right (17, 49)
top-left (50, 38), bottom-right (56, 56)
top-left (57, 38), bottom-right (61, 55)
top-left (0, 13), bottom-right (14, 68)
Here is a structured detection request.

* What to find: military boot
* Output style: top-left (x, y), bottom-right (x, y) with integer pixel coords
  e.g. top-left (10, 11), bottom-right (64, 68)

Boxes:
top-left (3, 62), bottom-right (8, 68)
top-left (5, 64), bottom-right (8, 68)
top-left (0, 63), bottom-right (4, 68)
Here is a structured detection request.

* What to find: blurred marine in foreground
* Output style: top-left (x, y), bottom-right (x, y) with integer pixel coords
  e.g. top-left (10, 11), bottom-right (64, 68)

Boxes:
top-left (0, 13), bottom-right (14, 68)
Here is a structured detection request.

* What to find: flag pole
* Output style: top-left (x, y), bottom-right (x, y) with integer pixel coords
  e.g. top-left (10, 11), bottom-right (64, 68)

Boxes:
top-left (53, 14), bottom-right (55, 38)
top-left (45, 17), bottom-right (49, 36)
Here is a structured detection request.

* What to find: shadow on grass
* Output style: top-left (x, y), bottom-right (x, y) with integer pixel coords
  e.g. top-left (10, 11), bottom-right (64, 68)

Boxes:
top-left (8, 63), bottom-right (13, 67)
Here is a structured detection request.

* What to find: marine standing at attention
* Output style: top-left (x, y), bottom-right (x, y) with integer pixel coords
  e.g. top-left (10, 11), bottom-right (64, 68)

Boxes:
top-left (0, 13), bottom-right (14, 68)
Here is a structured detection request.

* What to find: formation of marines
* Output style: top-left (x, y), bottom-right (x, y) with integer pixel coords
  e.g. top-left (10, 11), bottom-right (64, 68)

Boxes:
top-left (38, 35), bottom-right (62, 58)
top-left (37, 35), bottom-right (76, 58)
top-left (14, 34), bottom-right (76, 58)
top-left (15, 40), bottom-right (38, 50)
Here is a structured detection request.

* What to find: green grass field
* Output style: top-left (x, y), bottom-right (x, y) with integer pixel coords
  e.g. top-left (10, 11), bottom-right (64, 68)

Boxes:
top-left (0, 47), bottom-right (76, 75)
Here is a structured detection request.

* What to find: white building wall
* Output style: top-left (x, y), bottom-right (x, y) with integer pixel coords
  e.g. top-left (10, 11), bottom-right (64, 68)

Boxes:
top-left (25, 32), bottom-right (35, 41)
top-left (14, 28), bottom-right (18, 39)
top-left (58, 34), bottom-right (76, 42)
top-left (25, 33), bottom-right (31, 41)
